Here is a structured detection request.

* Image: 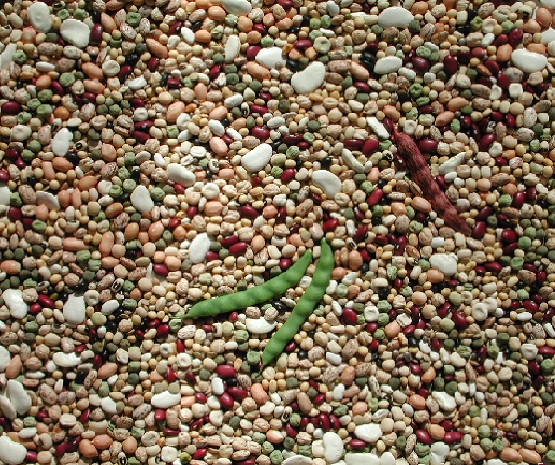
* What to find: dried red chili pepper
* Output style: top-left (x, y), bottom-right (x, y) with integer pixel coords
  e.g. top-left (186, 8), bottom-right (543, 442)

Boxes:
top-left (392, 128), bottom-right (470, 234)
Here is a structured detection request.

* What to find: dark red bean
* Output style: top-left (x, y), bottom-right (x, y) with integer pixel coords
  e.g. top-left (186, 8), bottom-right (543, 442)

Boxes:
top-left (350, 439), bottom-right (367, 449)
top-left (166, 367), bottom-right (177, 382)
top-left (8, 207), bottom-right (22, 221)
top-left (412, 56), bottom-right (430, 72)
top-left (251, 126), bottom-right (270, 139)
top-left (512, 191), bottom-right (525, 209)
top-left (471, 221), bottom-right (486, 239)
top-left (319, 413), bottom-right (330, 431)
top-left (279, 258), bottom-right (291, 269)
top-left (479, 133), bottom-right (496, 151)
top-left (344, 139), bottom-right (364, 150)
top-left (367, 188), bottom-right (383, 207)
top-left (134, 131), bottom-right (151, 143)
top-left (538, 346), bottom-right (555, 356)
top-left (227, 387), bottom-right (248, 400)
top-left (216, 364), bottom-right (235, 378)
top-left (362, 138), bottom-right (379, 154)
top-left (239, 205), bottom-right (258, 218)
top-left (415, 430), bottom-right (431, 444)
top-left (443, 55), bottom-right (458, 75)
top-left (313, 393), bottom-right (325, 405)
top-left (221, 235), bottom-right (239, 248)
top-left (483, 59), bottom-right (500, 75)
top-left (154, 409), bottom-right (166, 421)
top-left (451, 312), bottom-right (468, 329)
top-left (147, 57), bottom-right (160, 71)
top-left (418, 139), bottom-right (438, 152)
top-left (90, 23), bottom-right (103, 43)
top-left (219, 393), bottom-right (234, 409)
top-left (508, 28), bottom-right (523, 47)
top-left (497, 73), bottom-right (510, 88)
top-left (283, 133), bottom-right (303, 145)
top-left (323, 218), bottom-right (339, 232)
top-left (281, 168), bottom-right (296, 182)
top-left (342, 308), bottom-right (358, 325)
top-left (444, 432), bottom-right (462, 444)
top-left (295, 39), bottom-right (312, 49)
top-left (156, 324), bottom-right (169, 338)
top-left (193, 449), bottom-right (207, 460)
top-left (1, 101), bottom-right (21, 115)
top-left (209, 64), bottom-right (221, 80)
top-left (285, 423), bottom-right (298, 437)
top-left (37, 294), bottom-right (54, 308)
top-left (152, 264), bottom-right (168, 276)
top-left (501, 229), bottom-right (517, 244)
top-left (476, 206), bottom-right (494, 220)
top-left (250, 104), bottom-right (267, 114)
top-left (229, 242), bottom-right (248, 255)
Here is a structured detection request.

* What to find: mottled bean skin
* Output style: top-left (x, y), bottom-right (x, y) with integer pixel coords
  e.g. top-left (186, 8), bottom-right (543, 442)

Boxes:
top-left (261, 239), bottom-right (334, 367)
top-left (184, 249), bottom-right (312, 319)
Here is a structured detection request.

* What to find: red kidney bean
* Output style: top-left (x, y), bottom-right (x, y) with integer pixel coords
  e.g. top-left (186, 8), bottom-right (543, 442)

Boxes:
top-left (443, 55), bottom-right (458, 75)
top-left (229, 242), bottom-right (248, 255)
top-left (283, 134), bottom-right (303, 145)
top-left (193, 449), bottom-right (207, 460)
top-left (362, 138), bottom-right (379, 154)
top-left (1, 101), bottom-right (21, 115)
top-left (152, 264), bottom-right (168, 276)
top-left (156, 324), bottom-right (169, 338)
top-left (285, 423), bottom-right (298, 437)
top-left (239, 205), bottom-right (258, 218)
top-left (512, 191), bottom-right (525, 208)
top-left (353, 225), bottom-right (368, 242)
top-left (147, 57), bottom-right (160, 71)
top-left (418, 139), bottom-right (438, 152)
top-left (319, 413), bottom-right (330, 431)
top-left (471, 221), bottom-right (486, 239)
top-left (344, 139), bottom-right (364, 150)
top-left (216, 364), bottom-right (235, 378)
top-left (395, 235), bottom-right (406, 255)
top-left (134, 131), bottom-right (150, 143)
top-left (90, 23), bottom-right (103, 43)
top-left (483, 59), bottom-right (500, 75)
top-left (508, 28), bottom-right (523, 47)
top-left (415, 430), bottom-right (431, 444)
top-left (164, 428), bottom-right (180, 436)
top-left (497, 72), bottom-right (510, 88)
top-left (4, 148), bottom-right (19, 159)
top-left (219, 393), bottom-right (234, 409)
top-left (221, 235), bottom-right (239, 248)
top-left (166, 367), bottom-right (177, 382)
top-left (313, 393), bottom-right (325, 405)
top-left (323, 218), bottom-right (339, 232)
top-left (154, 409), bottom-right (166, 421)
top-left (350, 439), bottom-right (367, 449)
top-left (341, 308), bottom-right (358, 325)
top-left (250, 104), bottom-right (268, 114)
top-left (279, 258), bottom-right (291, 269)
top-left (8, 207), bottom-right (21, 221)
top-left (484, 261), bottom-right (502, 273)
top-left (209, 64), bottom-right (221, 80)
top-left (205, 251), bottom-right (219, 261)
top-left (227, 387), bottom-right (248, 400)
top-left (412, 56), bottom-right (430, 72)
top-left (479, 133), bottom-right (496, 151)
top-left (367, 189), bottom-right (383, 207)
top-left (55, 443), bottom-right (67, 456)
top-left (295, 39), bottom-right (312, 49)
top-left (451, 312), bottom-right (468, 329)
top-left (251, 126), bottom-right (270, 139)
top-left (500, 229), bottom-right (517, 244)
top-left (281, 168), bottom-right (296, 182)
top-left (444, 432), bottom-right (462, 444)
top-left (476, 206), bottom-right (494, 220)
top-left (369, 339), bottom-right (379, 351)
top-left (538, 346), bottom-right (555, 356)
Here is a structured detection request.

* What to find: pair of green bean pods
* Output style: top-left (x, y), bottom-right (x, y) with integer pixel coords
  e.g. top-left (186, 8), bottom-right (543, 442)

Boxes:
top-left (183, 248), bottom-right (313, 319)
top-left (260, 239), bottom-right (334, 368)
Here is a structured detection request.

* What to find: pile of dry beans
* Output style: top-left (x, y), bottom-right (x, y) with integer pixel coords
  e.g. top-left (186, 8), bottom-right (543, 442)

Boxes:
top-left (1, 0), bottom-right (555, 465)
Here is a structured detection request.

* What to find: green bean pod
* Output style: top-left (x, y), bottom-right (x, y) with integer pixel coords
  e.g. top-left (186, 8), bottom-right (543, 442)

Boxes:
top-left (184, 249), bottom-right (313, 319)
top-left (261, 239), bottom-right (334, 367)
